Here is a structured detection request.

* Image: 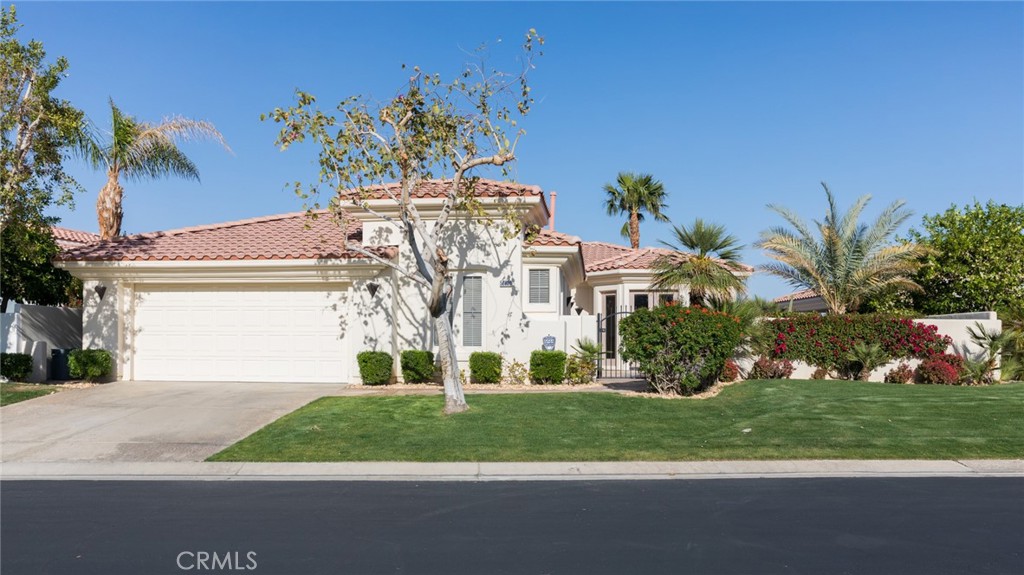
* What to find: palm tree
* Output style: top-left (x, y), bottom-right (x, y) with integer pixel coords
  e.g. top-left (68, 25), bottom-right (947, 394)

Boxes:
top-left (652, 218), bottom-right (748, 307)
top-left (603, 172), bottom-right (669, 249)
top-left (756, 182), bottom-right (931, 315)
top-left (81, 99), bottom-right (230, 239)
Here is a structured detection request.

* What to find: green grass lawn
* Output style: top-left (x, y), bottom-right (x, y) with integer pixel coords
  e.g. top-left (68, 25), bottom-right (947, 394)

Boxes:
top-left (0, 382), bottom-right (59, 406)
top-left (210, 380), bottom-right (1024, 462)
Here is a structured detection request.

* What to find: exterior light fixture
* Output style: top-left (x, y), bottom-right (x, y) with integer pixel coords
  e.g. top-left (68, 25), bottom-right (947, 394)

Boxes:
top-left (94, 284), bottom-right (107, 301)
top-left (366, 282), bottom-right (380, 298)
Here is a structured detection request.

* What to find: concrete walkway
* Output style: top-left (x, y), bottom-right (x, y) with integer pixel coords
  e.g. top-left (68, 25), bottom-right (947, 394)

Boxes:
top-left (2, 459), bottom-right (1021, 481)
top-left (1, 381), bottom-right (348, 463)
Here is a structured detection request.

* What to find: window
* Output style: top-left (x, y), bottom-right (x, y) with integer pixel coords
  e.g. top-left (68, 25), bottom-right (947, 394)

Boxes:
top-left (632, 293), bottom-right (650, 310)
top-left (462, 276), bottom-right (482, 347)
top-left (658, 293), bottom-right (675, 306)
top-left (528, 269), bottom-right (550, 304)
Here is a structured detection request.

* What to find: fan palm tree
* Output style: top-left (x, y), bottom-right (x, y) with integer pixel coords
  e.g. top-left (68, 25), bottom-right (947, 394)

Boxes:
top-left (603, 172), bottom-right (669, 249)
top-left (80, 99), bottom-right (230, 239)
top-left (756, 182), bottom-right (931, 315)
top-left (652, 218), bottom-right (748, 307)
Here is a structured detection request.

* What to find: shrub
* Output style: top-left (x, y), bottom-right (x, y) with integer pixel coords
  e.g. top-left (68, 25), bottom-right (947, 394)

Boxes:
top-left (811, 367), bottom-right (829, 380)
top-left (564, 354), bottom-right (597, 385)
top-left (400, 350), bottom-right (435, 383)
top-left (1, 353), bottom-right (32, 381)
top-left (530, 350), bottom-right (567, 385)
top-left (469, 352), bottom-right (502, 384)
top-left (500, 358), bottom-right (530, 386)
top-left (845, 342), bottom-right (891, 381)
top-left (762, 314), bottom-right (950, 372)
top-left (357, 351), bottom-right (392, 385)
top-left (748, 357), bottom-right (795, 380)
top-left (884, 363), bottom-right (914, 384)
top-left (915, 357), bottom-right (962, 385)
top-left (718, 359), bottom-right (740, 382)
top-left (619, 304), bottom-right (743, 394)
top-left (68, 349), bottom-right (112, 382)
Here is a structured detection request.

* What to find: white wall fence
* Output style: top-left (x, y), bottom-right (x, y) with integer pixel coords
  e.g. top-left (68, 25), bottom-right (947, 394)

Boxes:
top-left (743, 312), bottom-right (1003, 382)
top-left (1, 303), bottom-right (83, 382)
top-left (524, 315), bottom-right (598, 359)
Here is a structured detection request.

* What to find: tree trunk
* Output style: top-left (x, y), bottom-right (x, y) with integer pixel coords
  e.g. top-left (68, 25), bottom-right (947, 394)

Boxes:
top-left (434, 313), bottom-right (467, 414)
top-left (97, 168), bottom-right (124, 240)
top-left (629, 210), bottom-right (640, 249)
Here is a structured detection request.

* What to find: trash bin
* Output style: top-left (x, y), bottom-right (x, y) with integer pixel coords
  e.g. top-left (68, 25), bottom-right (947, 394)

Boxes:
top-left (50, 349), bottom-right (72, 381)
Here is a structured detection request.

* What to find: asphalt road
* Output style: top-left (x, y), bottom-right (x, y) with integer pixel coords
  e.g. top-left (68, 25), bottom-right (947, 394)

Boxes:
top-left (2, 478), bottom-right (1021, 575)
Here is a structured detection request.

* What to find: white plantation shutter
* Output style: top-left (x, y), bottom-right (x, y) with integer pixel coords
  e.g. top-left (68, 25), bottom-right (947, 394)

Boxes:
top-left (529, 269), bottom-right (550, 304)
top-left (463, 276), bottom-right (483, 347)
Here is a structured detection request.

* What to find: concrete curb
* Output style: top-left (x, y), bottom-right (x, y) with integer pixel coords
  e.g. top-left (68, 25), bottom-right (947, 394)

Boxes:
top-left (2, 460), bottom-right (1022, 481)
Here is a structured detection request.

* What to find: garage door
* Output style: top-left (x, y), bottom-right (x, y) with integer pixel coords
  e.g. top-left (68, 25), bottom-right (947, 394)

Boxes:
top-left (132, 284), bottom-right (349, 382)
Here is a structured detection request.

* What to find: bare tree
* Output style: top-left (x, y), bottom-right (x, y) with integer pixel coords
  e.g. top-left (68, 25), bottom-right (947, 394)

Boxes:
top-left (265, 31), bottom-right (543, 414)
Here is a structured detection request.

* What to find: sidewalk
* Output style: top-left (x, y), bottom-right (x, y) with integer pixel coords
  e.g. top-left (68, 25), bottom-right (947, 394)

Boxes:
top-left (3, 459), bottom-right (1021, 481)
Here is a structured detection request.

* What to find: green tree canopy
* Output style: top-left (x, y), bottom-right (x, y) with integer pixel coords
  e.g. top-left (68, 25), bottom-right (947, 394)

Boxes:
top-left (1, 5), bottom-right (87, 233)
top-left (80, 99), bottom-right (230, 239)
top-left (1, 220), bottom-right (78, 312)
top-left (652, 218), bottom-right (747, 308)
top-left (909, 201), bottom-right (1024, 317)
top-left (603, 172), bottom-right (669, 249)
top-left (757, 182), bottom-right (931, 314)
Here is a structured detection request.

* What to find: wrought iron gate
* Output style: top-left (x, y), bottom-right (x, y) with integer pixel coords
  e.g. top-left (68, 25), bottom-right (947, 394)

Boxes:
top-left (596, 307), bottom-right (642, 380)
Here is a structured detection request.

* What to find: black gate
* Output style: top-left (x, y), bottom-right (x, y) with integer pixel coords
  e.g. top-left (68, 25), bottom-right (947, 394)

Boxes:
top-left (596, 307), bottom-right (642, 380)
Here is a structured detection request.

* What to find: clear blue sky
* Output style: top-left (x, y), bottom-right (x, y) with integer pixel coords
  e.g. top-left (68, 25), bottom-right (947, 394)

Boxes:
top-left (20, 1), bottom-right (1024, 300)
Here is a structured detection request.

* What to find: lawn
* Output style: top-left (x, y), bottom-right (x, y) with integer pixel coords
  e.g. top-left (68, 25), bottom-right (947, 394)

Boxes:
top-left (0, 382), bottom-right (60, 406)
top-left (210, 380), bottom-right (1024, 462)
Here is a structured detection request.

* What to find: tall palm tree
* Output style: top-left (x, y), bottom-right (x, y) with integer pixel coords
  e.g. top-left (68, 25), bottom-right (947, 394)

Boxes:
top-left (652, 218), bottom-right (748, 307)
top-left (756, 182), bottom-right (931, 314)
top-left (603, 172), bottom-right (669, 249)
top-left (81, 99), bottom-right (230, 239)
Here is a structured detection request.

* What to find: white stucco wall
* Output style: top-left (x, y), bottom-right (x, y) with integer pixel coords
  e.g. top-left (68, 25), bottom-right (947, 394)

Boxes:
top-left (82, 279), bottom-right (122, 377)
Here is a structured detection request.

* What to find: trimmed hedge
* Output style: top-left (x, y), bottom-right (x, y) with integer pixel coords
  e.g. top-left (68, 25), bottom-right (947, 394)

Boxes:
top-left (68, 349), bottom-right (112, 382)
top-left (530, 350), bottom-right (567, 385)
top-left (764, 314), bottom-right (950, 371)
top-left (1, 353), bottom-right (32, 381)
top-left (619, 304), bottom-right (742, 394)
top-left (400, 350), bottom-right (435, 383)
top-left (357, 351), bottom-right (393, 385)
top-left (469, 352), bottom-right (502, 384)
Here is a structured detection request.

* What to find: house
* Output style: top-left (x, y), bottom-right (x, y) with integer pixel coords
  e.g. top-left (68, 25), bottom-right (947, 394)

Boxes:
top-left (55, 179), bottom-right (752, 384)
top-left (773, 288), bottom-right (828, 313)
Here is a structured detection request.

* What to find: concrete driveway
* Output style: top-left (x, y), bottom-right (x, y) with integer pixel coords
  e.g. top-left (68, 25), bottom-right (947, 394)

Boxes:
top-left (1, 381), bottom-right (347, 463)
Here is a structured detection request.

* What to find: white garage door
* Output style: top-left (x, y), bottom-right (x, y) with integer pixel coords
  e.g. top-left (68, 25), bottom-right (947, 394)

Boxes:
top-left (132, 284), bottom-right (349, 383)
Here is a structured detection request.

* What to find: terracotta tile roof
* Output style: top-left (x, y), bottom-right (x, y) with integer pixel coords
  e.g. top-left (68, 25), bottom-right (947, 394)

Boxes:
top-left (51, 226), bottom-right (100, 250)
top-left (343, 178), bottom-right (545, 202)
top-left (773, 288), bottom-right (820, 303)
top-left (525, 228), bottom-right (581, 247)
top-left (55, 212), bottom-right (395, 262)
top-left (581, 240), bottom-right (754, 274)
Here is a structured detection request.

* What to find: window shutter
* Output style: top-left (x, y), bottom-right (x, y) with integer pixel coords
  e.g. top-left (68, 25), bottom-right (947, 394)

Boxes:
top-left (463, 276), bottom-right (482, 347)
top-left (529, 269), bottom-right (550, 304)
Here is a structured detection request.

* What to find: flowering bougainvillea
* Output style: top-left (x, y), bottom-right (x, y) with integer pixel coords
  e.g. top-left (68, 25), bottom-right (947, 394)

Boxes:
top-left (619, 303), bottom-right (742, 395)
top-left (762, 314), bottom-right (951, 372)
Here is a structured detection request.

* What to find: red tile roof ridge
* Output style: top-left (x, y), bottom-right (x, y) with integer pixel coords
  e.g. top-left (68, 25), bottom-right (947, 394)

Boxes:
top-left (113, 210), bottom-right (331, 241)
top-left (773, 288), bottom-right (820, 303)
top-left (50, 226), bottom-right (100, 242)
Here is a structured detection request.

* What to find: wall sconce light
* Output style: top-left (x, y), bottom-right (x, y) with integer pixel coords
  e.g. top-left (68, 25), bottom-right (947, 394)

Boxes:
top-left (366, 282), bottom-right (380, 298)
top-left (575, 306), bottom-right (583, 315)
top-left (94, 284), bottom-right (107, 301)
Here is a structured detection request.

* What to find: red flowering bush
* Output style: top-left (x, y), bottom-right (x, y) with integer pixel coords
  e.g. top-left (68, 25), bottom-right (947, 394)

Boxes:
top-left (619, 304), bottom-right (742, 395)
top-left (763, 314), bottom-right (951, 372)
top-left (719, 359), bottom-right (740, 382)
top-left (884, 363), bottom-right (915, 384)
top-left (748, 357), bottom-right (795, 380)
top-left (915, 357), bottom-right (963, 385)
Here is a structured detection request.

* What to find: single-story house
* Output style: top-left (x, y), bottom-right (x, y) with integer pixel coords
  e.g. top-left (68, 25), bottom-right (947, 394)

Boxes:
top-left (55, 179), bottom-right (752, 384)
